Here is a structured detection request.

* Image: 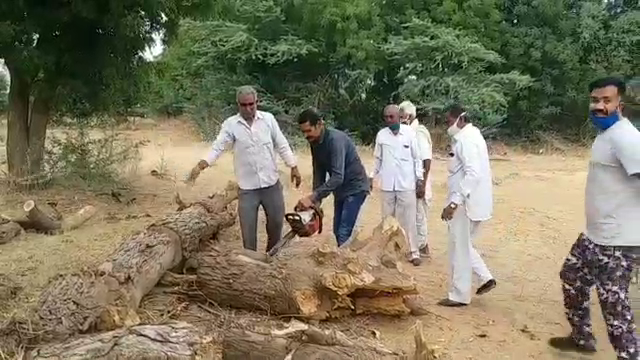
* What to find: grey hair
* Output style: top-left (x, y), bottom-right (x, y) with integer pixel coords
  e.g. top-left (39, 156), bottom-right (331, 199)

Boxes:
top-left (399, 100), bottom-right (417, 118)
top-left (236, 85), bottom-right (258, 101)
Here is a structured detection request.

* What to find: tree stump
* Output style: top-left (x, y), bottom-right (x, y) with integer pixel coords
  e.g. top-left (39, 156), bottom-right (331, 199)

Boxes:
top-left (196, 216), bottom-right (419, 320)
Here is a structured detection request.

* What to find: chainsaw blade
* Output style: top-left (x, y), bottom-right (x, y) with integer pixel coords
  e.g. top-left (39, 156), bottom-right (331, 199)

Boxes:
top-left (267, 230), bottom-right (296, 257)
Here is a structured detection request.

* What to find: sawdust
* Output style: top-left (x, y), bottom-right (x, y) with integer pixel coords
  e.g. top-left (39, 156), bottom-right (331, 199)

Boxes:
top-left (0, 117), bottom-right (617, 359)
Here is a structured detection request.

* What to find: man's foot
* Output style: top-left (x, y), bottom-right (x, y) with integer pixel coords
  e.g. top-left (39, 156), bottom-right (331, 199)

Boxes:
top-left (476, 279), bottom-right (496, 295)
top-left (419, 245), bottom-right (430, 258)
top-left (410, 257), bottom-right (422, 266)
top-left (437, 298), bottom-right (467, 307)
top-left (548, 336), bottom-right (597, 354)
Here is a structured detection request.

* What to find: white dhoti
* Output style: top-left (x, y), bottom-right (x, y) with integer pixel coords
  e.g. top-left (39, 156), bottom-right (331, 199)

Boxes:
top-left (447, 206), bottom-right (493, 304)
top-left (416, 197), bottom-right (430, 249)
top-left (381, 190), bottom-right (419, 258)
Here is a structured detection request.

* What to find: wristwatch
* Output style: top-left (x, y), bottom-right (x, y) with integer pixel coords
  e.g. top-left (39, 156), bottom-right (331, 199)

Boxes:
top-left (448, 203), bottom-right (458, 210)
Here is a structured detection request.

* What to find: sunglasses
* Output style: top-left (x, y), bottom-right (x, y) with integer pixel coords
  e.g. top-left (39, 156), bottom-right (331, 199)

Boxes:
top-left (239, 102), bottom-right (256, 107)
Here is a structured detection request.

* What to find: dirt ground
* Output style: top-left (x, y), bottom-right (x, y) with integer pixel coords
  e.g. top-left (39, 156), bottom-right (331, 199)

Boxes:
top-left (0, 118), bottom-right (618, 359)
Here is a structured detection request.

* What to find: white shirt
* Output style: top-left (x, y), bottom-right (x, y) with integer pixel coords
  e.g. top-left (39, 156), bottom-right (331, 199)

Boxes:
top-left (205, 111), bottom-right (297, 190)
top-left (447, 124), bottom-right (493, 221)
top-left (371, 124), bottom-right (423, 192)
top-left (410, 119), bottom-right (433, 201)
top-left (585, 118), bottom-right (640, 246)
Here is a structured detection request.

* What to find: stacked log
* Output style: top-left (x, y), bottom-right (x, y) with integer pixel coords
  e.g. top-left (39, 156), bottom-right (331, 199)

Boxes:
top-left (5, 181), bottom-right (442, 359)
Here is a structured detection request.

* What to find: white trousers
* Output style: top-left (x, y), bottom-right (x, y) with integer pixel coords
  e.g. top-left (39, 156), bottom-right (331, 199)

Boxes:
top-left (381, 191), bottom-right (419, 258)
top-left (416, 197), bottom-right (430, 249)
top-left (447, 206), bottom-right (493, 304)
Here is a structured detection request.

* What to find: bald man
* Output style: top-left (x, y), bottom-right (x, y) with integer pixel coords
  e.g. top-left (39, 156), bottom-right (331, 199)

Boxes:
top-left (370, 105), bottom-right (424, 265)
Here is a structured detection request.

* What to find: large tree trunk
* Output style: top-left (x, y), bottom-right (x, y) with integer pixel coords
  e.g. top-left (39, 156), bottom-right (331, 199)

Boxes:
top-left (27, 89), bottom-right (53, 176)
top-left (35, 182), bottom-right (239, 341)
top-left (27, 322), bottom-right (216, 360)
top-left (5, 65), bottom-right (31, 179)
top-left (196, 216), bottom-right (419, 320)
top-left (5, 63), bottom-right (53, 179)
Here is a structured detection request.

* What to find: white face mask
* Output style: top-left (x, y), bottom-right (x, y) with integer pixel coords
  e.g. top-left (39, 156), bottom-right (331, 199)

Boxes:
top-left (447, 112), bottom-right (466, 137)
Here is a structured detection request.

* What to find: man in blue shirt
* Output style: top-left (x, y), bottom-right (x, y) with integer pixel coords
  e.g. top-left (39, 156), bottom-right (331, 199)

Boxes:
top-left (295, 107), bottom-right (370, 247)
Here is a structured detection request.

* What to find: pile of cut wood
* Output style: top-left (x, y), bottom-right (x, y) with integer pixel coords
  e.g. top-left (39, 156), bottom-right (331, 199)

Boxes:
top-left (2, 182), bottom-right (442, 359)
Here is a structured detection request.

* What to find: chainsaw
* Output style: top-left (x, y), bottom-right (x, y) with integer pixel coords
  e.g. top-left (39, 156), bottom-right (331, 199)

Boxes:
top-left (267, 205), bottom-right (324, 257)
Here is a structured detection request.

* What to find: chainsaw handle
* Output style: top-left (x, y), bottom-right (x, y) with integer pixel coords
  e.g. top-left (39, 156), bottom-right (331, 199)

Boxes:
top-left (285, 213), bottom-right (302, 223)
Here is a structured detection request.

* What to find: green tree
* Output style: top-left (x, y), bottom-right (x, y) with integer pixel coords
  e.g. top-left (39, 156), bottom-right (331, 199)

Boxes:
top-left (0, 0), bottom-right (209, 178)
top-left (384, 18), bottom-right (532, 126)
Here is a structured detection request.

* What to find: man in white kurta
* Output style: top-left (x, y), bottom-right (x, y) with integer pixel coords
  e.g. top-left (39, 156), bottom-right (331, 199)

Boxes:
top-left (399, 101), bottom-right (433, 257)
top-left (371, 105), bottom-right (424, 266)
top-left (438, 105), bottom-right (496, 307)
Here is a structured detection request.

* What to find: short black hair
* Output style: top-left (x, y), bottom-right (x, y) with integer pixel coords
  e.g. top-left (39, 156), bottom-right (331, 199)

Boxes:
top-left (297, 107), bottom-right (323, 126)
top-left (588, 76), bottom-right (626, 96)
top-left (444, 103), bottom-right (466, 119)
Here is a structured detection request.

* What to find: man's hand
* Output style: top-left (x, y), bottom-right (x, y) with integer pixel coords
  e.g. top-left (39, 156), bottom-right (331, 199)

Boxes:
top-left (295, 195), bottom-right (314, 211)
top-left (185, 160), bottom-right (209, 184)
top-left (440, 202), bottom-right (458, 221)
top-left (416, 180), bottom-right (425, 199)
top-left (290, 166), bottom-right (302, 189)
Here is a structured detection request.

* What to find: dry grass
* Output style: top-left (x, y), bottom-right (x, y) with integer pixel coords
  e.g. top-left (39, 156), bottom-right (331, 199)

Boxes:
top-left (0, 117), bottom-right (616, 359)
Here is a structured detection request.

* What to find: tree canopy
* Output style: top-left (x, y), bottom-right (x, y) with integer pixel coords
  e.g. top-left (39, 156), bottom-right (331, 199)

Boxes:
top-left (142, 0), bottom-right (639, 142)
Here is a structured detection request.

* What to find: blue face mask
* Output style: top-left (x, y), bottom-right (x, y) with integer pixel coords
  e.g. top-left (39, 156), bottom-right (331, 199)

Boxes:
top-left (388, 123), bottom-right (400, 132)
top-left (589, 110), bottom-right (620, 131)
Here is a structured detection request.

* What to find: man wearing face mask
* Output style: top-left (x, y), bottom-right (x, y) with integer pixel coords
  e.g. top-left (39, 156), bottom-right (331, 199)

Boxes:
top-left (186, 85), bottom-right (302, 253)
top-left (295, 107), bottom-right (370, 247)
top-left (399, 100), bottom-right (433, 258)
top-left (548, 77), bottom-right (640, 359)
top-left (371, 104), bottom-right (424, 266)
top-left (438, 104), bottom-right (496, 307)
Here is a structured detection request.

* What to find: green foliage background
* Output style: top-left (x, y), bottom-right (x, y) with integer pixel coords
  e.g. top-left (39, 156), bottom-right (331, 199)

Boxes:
top-left (134, 0), bottom-right (639, 143)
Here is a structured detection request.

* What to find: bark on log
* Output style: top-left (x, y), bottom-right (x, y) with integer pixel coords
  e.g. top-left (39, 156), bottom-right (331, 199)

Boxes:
top-left (197, 216), bottom-right (418, 320)
top-left (27, 321), bottom-right (216, 359)
top-left (222, 319), bottom-right (406, 360)
top-left (0, 216), bottom-right (24, 244)
top-left (35, 182), bottom-right (239, 340)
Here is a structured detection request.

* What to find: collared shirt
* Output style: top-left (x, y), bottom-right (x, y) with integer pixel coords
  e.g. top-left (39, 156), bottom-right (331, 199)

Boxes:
top-left (310, 128), bottom-right (370, 202)
top-left (205, 110), bottom-right (297, 190)
top-left (447, 124), bottom-right (493, 221)
top-left (371, 124), bottom-right (424, 192)
top-left (410, 119), bottom-right (433, 200)
top-left (585, 117), bottom-right (640, 246)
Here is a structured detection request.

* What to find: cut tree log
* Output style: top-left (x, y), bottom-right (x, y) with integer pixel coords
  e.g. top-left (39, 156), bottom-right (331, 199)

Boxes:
top-left (35, 182), bottom-right (239, 341)
top-left (196, 216), bottom-right (419, 320)
top-left (0, 216), bottom-right (24, 244)
top-left (27, 321), bottom-right (216, 359)
top-left (23, 200), bottom-right (60, 233)
top-left (222, 319), bottom-right (421, 359)
top-left (5, 201), bottom-right (97, 234)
